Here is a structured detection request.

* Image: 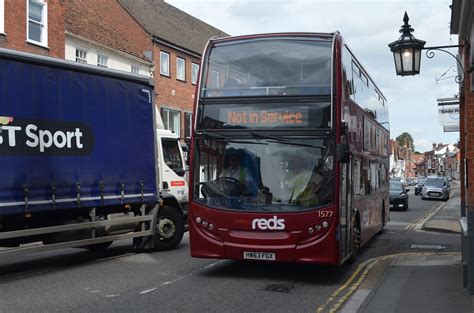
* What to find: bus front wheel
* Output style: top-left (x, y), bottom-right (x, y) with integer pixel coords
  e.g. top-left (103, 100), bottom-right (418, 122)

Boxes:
top-left (348, 219), bottom-right (361, 263)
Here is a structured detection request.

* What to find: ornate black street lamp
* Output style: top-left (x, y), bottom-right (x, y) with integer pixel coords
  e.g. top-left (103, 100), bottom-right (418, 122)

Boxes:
top-left (389, 12), bottom-right (464, 83)
top-left (388, 12), bottom-right (426, 76)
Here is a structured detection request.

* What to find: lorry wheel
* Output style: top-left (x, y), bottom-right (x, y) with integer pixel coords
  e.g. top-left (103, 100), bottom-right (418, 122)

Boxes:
top-left (82, 241), bottom-right (113, 251)
top-left (153, 205), bottom-right (184, 251)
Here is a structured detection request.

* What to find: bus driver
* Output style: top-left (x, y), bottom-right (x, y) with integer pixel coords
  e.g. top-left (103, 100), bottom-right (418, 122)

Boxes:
top-left (220, 148), bottom-right (257, 195)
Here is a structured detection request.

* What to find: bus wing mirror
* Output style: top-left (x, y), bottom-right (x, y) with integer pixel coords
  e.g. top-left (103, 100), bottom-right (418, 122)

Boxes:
top-left (337, 143), bottom-right (350, 163)
top-left (341, 121), bottom-right (348, 136)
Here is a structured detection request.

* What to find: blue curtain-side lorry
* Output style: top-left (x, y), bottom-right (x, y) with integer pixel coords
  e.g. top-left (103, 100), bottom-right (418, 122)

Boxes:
top-left (0, 48), bottom-right (185, 258)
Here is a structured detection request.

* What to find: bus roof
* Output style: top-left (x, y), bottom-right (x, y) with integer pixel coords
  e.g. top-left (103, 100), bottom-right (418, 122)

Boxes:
top-left (208, 32), bottom-right (336, 44)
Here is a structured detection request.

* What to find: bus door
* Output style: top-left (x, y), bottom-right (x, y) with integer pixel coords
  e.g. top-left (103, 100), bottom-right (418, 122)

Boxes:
top-left (339, 152), bottom-right (352, 261)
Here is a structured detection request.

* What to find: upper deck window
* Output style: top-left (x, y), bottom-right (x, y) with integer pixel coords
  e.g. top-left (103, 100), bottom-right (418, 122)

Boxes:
top-left (201, 38), bottom-right (332, 98)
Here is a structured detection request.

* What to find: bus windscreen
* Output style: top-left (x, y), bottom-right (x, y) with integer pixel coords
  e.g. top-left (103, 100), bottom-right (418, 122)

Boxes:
top-left (201, 38), bottom-right (332, 98)
top-left (194, 137), bottom-right (334, 212)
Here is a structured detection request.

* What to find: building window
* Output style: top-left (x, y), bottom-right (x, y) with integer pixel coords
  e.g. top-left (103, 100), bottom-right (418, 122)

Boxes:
top-left (0, 0), bottom-right (4, 34)
top-left (97, 54), bottom-right (108, 68)
top-left (131, 65), bottom-right (140, 74)
top-left (27, 0), bottom-right (48, 46)
top-left (184, 112), bottom-right (192, 139)
top-left (161, 108), bottom-right (180, 136)
top-left (211, 70), bottom-right (220, 88)
top-left (177, 57), bottom-right (185, 81)
top-left (75, 48), bottom-right (87, 64)
top-left (160, 51), bottom-right (170, 76)
top-left (192, 63), bottom-right (199, 85)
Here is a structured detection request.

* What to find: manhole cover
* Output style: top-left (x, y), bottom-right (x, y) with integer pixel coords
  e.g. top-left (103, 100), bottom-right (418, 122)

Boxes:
top-left (410, 244), bottom-right (446, 250)
top-left (265, 284), bottom-right (294, 293)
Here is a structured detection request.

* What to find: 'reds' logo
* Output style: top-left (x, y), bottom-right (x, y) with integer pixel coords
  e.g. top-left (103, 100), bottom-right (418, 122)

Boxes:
top-left (251, 216), bottom-right (285, 230)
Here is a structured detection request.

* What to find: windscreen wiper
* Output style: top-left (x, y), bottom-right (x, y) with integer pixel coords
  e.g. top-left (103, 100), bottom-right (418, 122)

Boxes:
top-left (195, 130), bottom-right (232, 140)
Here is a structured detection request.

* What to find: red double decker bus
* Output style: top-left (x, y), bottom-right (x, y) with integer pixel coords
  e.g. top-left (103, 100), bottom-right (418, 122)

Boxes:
top-left (189, 32), bottom-right (389, 265)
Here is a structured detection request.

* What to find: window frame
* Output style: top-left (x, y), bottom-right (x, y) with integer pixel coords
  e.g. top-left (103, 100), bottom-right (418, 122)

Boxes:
top-left (192, 63), bottom-right (199, 85)
top-left (176, 57), bottom-right (186, 81)
top-left (75, 47), bottom-right (88, 64)
top-left (26, 0), bottom-right (48, 47)
top-left (97, 54), bottom-right (108, 68)
top-left (131, 65), bottom-right (140, 75)
top-left (0, 0), bottom-right (4, 34)
top-left (211, 70), bottom-right (220, 88)
top-left (160, 51), bottom-right (170, 77)
top-left (161, 108), bottom-right (181, 136)
top-left (184, 112), bottom-right (193, 139)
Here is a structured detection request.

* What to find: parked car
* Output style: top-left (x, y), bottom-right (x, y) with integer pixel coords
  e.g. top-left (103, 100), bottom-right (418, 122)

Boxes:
top-left (422, 177), bottom-right (450, 201)
top-left (406, 177), bottom-right (415, 186)
top-left (414, 179), bottom-right (425, 195)
top-left (390, 180), bottom-right (409, 211)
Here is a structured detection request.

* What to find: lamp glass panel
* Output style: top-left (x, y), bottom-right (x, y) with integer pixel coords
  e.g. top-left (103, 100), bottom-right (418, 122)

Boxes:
top-left (394, 50), bottom-right (402, 75)
top-left (401, 48), bottom-right (413, 74)
top-left (414, 49), bottom-right (421, 73)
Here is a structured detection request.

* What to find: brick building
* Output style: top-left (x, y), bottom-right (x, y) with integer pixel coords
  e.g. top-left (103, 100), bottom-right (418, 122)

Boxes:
top-left (0, 0), bottom-right (65, 58)
top-left (64, 0), bottom-right (153, 76)
top-left (119, 0), bottom-right (228, 139)
top-left (2, 0), bottom-right (227, 140)
top-left (412, 153), bottom-right (425, 176)
top-left (450, 0), bottom-right (474, 293)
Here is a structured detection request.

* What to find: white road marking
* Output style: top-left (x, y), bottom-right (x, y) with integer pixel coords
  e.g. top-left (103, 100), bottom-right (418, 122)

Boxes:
top-left (139, 260), bottom-right (224, 295)
top-left (139, 287), bottom-right (158, 294)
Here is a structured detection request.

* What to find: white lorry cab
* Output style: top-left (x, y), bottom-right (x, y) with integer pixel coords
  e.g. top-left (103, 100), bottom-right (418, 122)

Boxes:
top-left (155, 108), bottom-right (189, 210)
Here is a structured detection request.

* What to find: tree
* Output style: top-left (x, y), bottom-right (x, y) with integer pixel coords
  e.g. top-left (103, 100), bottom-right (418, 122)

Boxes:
top-left (396, 132), bottom-right (414, 151)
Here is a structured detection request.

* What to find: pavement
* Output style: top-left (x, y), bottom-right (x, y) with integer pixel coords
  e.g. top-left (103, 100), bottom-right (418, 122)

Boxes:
top-left (339, 182), bottom-right (474, 313)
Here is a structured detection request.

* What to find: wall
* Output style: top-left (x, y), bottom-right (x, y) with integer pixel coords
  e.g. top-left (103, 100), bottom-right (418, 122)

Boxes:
top-left (65, 35), bottom-right (151, 76)
top-left (64, 0), bottom-right (150, 61)
top-left (153, 42), bottom-right (200, 138)
top-left (0, 0), bottom-right (65, 58)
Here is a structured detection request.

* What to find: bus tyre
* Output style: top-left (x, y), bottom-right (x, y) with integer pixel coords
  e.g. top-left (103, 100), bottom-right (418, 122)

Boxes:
top-left (348, 222), bottom-right (361, 263)
top-left (153, 205), bottom-right (184, 251)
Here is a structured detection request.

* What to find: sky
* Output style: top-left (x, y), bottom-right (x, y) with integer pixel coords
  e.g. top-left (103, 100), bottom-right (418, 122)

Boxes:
top-left (166, 0), bottom-right (459, 153)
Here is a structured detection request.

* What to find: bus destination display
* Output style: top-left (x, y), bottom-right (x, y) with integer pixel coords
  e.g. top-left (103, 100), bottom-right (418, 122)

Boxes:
top-left (220, 108), bottom-right (309, 128)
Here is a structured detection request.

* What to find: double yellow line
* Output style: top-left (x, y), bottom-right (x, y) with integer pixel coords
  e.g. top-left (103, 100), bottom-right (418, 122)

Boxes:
top-left (316, 252), bottom-right (460, 313)
top-left (404, 203), bottom-right (442, 230)
top-left (316, 257), bottom-right (380, 313)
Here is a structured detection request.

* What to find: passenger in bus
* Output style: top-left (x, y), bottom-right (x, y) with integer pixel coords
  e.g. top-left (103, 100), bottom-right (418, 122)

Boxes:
top-left (220, 78), bottom-right (243, 96)
top-left (294, 180), bottom-right (323, 207)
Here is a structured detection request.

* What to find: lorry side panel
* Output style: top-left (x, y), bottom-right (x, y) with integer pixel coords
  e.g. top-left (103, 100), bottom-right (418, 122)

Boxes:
top-left (0, 52), bottom-right (157, 215)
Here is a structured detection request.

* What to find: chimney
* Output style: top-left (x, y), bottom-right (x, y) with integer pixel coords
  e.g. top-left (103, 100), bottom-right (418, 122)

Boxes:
top-left (432, 143), bottom-right (436, 150)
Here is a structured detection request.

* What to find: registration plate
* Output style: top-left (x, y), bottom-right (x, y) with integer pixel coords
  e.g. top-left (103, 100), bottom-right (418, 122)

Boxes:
top-left (243, 251), bottom-right (276, 261)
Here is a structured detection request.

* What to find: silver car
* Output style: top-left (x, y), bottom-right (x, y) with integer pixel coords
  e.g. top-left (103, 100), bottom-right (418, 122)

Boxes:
top-left (421, 177), bottom-right (450, 201)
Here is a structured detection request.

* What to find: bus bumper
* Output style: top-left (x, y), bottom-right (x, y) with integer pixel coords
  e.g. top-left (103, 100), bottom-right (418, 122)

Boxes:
top-left (189, 221), bottom-right (339, 265)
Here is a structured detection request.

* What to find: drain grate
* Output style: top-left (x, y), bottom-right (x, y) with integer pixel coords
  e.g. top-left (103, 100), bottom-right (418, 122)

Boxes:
top-left (265, 284), bottom-right (294, 293)
top-left (410, 244), bottom-right (446, 250)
